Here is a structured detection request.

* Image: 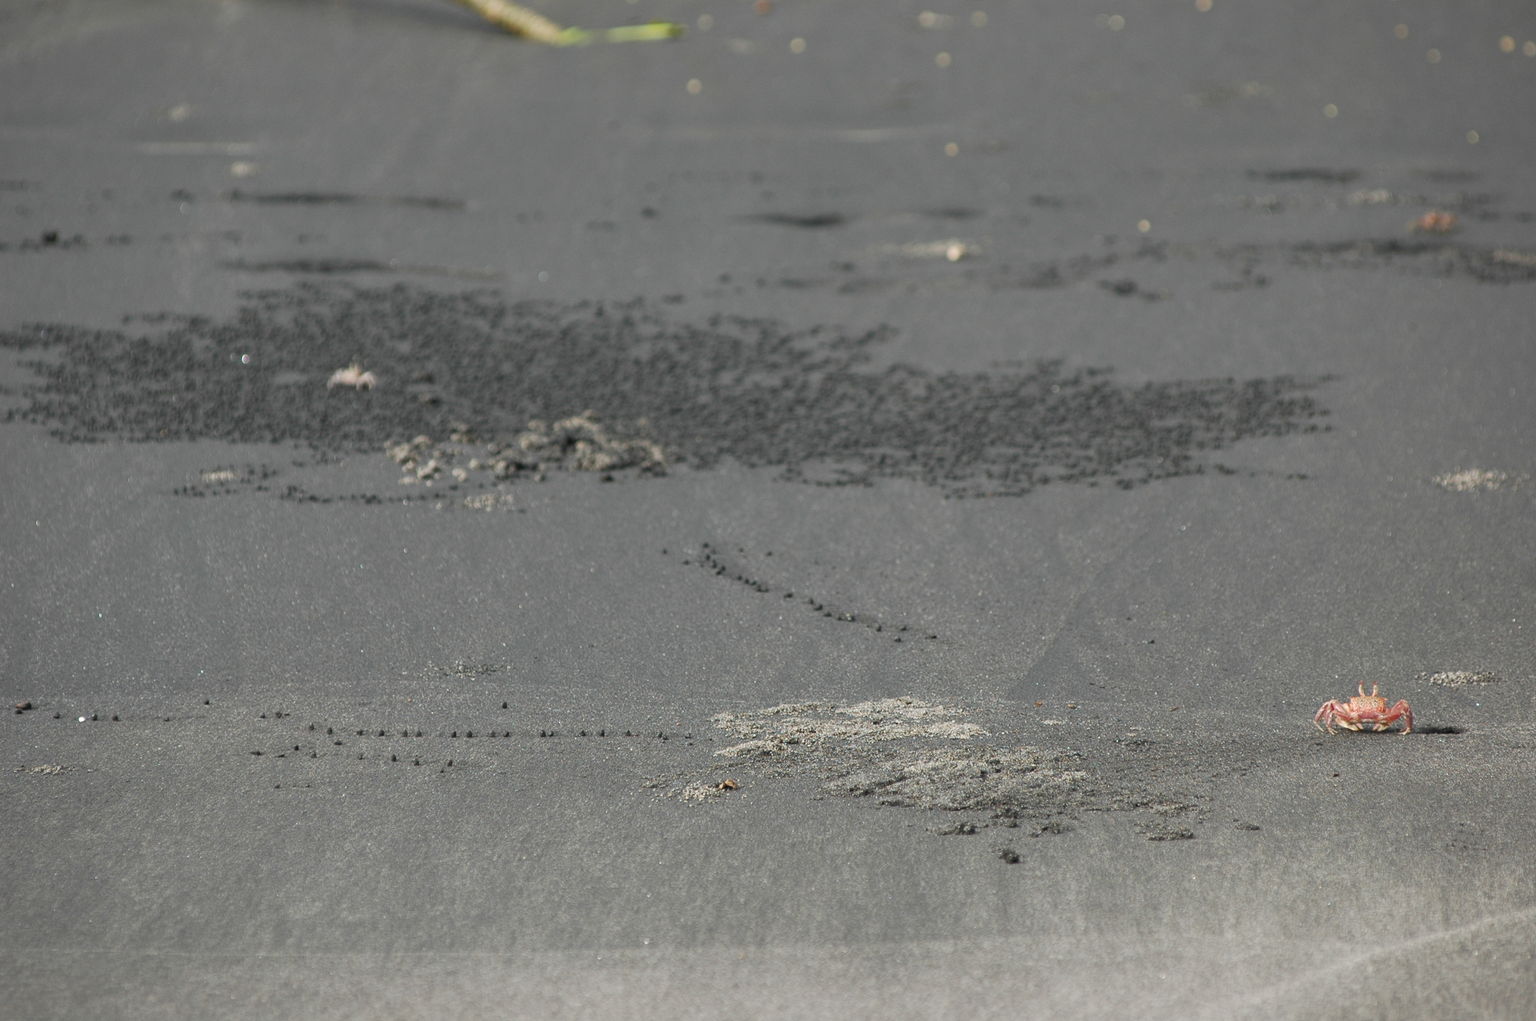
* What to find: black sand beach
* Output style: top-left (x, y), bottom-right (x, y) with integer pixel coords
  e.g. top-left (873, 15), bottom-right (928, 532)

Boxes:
top-left (3, 2), bottom-right (1535, 1017)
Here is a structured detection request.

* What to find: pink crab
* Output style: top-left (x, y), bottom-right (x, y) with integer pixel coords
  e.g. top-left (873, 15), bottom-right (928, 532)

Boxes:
top-left (1313, 682), bottom-right (1413, 735)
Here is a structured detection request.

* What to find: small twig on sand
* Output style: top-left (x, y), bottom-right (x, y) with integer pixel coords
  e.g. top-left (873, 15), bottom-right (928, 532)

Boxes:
top-left (449, 0), bottom-right (683, 45)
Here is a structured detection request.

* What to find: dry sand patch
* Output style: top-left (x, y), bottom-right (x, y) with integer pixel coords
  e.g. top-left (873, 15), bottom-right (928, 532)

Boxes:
top-left (663, 697), bottom-right (1201, 840)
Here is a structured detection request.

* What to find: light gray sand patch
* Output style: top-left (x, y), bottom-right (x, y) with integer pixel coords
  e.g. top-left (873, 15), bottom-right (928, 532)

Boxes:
top-left (823, 746), bottom-right (1101, 815)
top-left (666, 697), bottom-right (1200, 836)
top-left (712, 697), bottom-right (987, 756)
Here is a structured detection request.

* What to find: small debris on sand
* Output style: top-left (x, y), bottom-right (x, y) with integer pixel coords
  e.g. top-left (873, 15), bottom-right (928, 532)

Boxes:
top-left (1492, 248), bottom-right (1536, 268)
top-left (1412, 210), bottom-right (1459, 234)
top-left (932, 821), bottom-right (978, 836)
top-left (1423, 670), bottom-right (1500, 687)
top-left (515, 413), bottom-right (666, 474)
top-left (1433, 468), bottom-right (1525, 492)
top-left (1141, 826), bottom-right (1196, 842)
top-left (677, 780), bottom-right (738, 802)
top-left (462, 491), bottom-right (518, 512)
top-left (388, 413), bottom-right (664, 488)
top-left (871, 238), bottom-right (976, 261)
top-left (712, 697), bottom-right (986, 757)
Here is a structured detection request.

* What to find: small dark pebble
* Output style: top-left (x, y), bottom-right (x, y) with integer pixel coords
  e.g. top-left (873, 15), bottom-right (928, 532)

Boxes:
top-left (998, 848), bottom-right (1021, 864)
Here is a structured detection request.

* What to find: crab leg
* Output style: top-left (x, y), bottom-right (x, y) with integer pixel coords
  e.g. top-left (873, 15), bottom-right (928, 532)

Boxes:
top-left (1313, 702), bottom-right (1340, 733)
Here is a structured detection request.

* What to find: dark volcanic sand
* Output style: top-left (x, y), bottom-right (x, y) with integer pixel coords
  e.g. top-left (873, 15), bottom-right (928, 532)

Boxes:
top-left (3, 2), bottom-right (1536, 1019)
top-left (2, 281), bottom-right (1332, 495)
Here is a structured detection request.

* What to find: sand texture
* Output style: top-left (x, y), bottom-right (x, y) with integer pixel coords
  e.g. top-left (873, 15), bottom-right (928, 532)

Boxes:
top-left (3, 2), bottom-right (1535, 1018)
